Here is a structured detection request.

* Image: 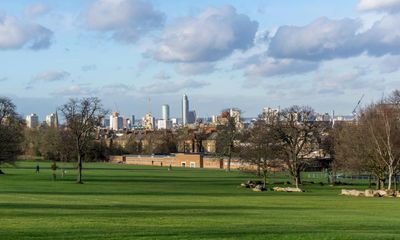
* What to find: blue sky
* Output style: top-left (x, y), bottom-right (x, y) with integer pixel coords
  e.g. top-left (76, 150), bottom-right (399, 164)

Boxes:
top-left (0, 0), bottom-right (399, 119)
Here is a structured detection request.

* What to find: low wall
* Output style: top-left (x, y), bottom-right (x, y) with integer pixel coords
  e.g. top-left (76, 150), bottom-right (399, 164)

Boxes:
top-left (110, 154), bottom-right (263, 170)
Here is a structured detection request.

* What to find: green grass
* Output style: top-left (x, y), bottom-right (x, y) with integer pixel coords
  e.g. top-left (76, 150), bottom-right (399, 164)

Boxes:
top-left (0, 162), bottom-right (399, 240)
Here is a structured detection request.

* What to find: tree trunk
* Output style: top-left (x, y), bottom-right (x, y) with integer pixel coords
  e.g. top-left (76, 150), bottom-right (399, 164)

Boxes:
top-left (379, 178), bottom-right (385, 190)
top-left (368, 175), bottom-right (372, 188)
top-left (227, 145), bottom-right (232, 172)
top-left (77, 153), bottom-right (83, 184)
top-left (388, 168), bottom-right (393, 190)
top-left (331, 163), bottom-right (337, 185)
top-left (294, 168), bottom-right (301, 188)
top-left (263, 170), bottom-right (267, 189)
top-left (294, 176), bottom-right (299, 189)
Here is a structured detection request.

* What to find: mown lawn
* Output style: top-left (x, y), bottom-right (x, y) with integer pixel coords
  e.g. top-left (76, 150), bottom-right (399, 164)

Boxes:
top-left (0, 161), bottom-right (399, 240)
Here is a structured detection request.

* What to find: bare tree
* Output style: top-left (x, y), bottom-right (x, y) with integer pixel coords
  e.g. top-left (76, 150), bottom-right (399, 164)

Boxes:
top-left (273, 105), bottom-right (321, 189)
top-left (240, 119), bottom-right (279, 188)
top-left (216, 111), bottom-right (241, 172)
top-left (335, 98), bottom-right (400, 190)
top-left (0, 97), bottom-right (24, 171)
top-left (59, 97), bottom-right (106, 184)
top-left (362, 102), bottom-right (400, 190)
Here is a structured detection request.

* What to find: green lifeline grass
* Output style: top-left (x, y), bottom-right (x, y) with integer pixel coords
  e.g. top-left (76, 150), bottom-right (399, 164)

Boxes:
top-left (0, 161), bottom-right (399, 240)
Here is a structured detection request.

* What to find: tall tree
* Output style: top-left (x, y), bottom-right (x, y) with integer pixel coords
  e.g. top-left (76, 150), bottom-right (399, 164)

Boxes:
top-left (335, 93), bottom-right (400, 190)
top-left (0, 97), bottom-right (24, 171)
top-left (273, 106), bottom-right (321, 188)
top-left (59, 97), bottom-right (106, 184)
top-left (215, 110), bottom-right (241, 172)
top-left (363, 103), bottom-right (400, 190)
top-left (240, 119), bottom-right (279, 188)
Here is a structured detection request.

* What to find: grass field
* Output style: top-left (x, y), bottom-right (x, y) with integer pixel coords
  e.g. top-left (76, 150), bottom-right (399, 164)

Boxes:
top-left (1, 161), bottom-right (400, 240)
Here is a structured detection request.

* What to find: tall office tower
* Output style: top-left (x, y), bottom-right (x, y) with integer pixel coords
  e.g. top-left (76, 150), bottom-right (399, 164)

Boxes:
top-left (110, 112), bottom-right (123, 130)
top-left (187, 110), bottom-right (196, 124)
top-left (26, 113), bottom-right (39, 128)
top-left (143, 113), bottom-right (155, 130)
top-left (182, 94), bottom-right (189, 125)
top-left (103, 118), bottom-right (110, 128)
top-left (45, 113), bottom-right (58, 128)
top-left (131, 115), bottom-right (135, 127)
top-left (162, 104), bottom-right (170, 120)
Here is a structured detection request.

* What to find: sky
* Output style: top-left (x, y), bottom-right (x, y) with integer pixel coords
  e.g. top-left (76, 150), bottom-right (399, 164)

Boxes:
top-left (1, 0), bottom-right (399, 119)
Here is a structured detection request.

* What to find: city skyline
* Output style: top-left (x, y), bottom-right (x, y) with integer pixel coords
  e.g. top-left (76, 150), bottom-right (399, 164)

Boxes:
top-left (1, 0), bottom-right (400, 118)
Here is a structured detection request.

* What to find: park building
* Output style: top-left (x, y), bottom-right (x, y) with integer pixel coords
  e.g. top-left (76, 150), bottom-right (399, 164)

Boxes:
top-left (26, 113), bottom-right (39, 129)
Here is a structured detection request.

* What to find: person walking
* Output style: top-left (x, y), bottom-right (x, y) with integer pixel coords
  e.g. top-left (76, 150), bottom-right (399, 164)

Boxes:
top-left (36, 164), bottom-right (40, 174)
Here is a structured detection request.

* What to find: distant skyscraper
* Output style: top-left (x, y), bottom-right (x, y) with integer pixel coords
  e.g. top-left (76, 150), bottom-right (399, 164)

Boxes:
top-left (143, 113), bottom-right (155, 130)
top-left (103, 118), bottom-right (110, 128)
top-left (182, 94), bottom-right (189, 125)
top-left (26, 113), bottom-right (39, 128)
top-left (110, 112), bottom-right (123, 130)
top-left (131, 115), bottom-right (135, 126)
top-left (45, 112), bottom-right (58, 128)
top-left (162, 104), bottom-right (170, 120)
top-left (157, 119), bottom-right (172, 130)
top-left (187, 110), bottom-right (196, 124)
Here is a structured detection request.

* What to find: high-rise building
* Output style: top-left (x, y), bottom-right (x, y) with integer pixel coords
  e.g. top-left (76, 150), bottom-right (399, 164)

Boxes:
top-left (110, 112), bottom-right (123, 130)
top-left (187, 110), bottom-right (196, 124)
top-left (262, 107), bottom-right (279, 124)
top-left (142, 113), bottom-right (155, 130)
top-left (162, 104), bottom-right (170, 120)
top-left (103, 118), bottom-right (110, 128)
top-left (45, 112), bottom-right (58, 128)
top-left (182, 94), bottom-right (189, 125)
top-left (229, 108), bottom-right (241, 123)
top-left (131, 115), bottom-right (135, 127)
top-left (157, 119), bottom-right (172, 130)
top-left (26, 113), bottom-right (39, 129)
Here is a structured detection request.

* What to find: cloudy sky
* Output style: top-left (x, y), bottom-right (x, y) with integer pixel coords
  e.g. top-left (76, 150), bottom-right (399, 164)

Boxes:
top-left (1, 0), bottom-right (399, 119)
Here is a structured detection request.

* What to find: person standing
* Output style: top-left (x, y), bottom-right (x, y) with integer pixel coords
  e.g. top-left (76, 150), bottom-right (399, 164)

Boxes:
top-left (36, 164), bottom-right (40, 174)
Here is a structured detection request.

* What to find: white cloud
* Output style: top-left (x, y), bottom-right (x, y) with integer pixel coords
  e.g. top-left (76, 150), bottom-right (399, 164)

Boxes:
top-left (24, 3), bottom-right (51, 19)
top-left (358, 13), bottom-right (400, 56)
top-left (33, 70), bottom-right (70, 82)
top-left (357, 0), bottom-right (400, 13)
top-left (81, 0), bottom-right (165, 43)
top-left (314, 69), bottom-right (384, 94)
top-left (245, 57), bottom-right (319, 77)
top-left (175, 62), bottom-right (216, 76)
top-left (150, 5), bottom-right (258, 63)
top-left (0, 13), bottom-right (53, 50)
top-left (378, 55), bottom-right (400, 73)
top-left (51, 84), bottom-right (94, 96)
top-left (154, 71), bottom-right (171, 80)
top-left (268, 15), bottom-right (400, 61)
top-left (268, 17), bottom-right (362, 61)
top-left (100, 83), bottom-right (135, 95)
top-left (141, 79), bottom-right (209, 94)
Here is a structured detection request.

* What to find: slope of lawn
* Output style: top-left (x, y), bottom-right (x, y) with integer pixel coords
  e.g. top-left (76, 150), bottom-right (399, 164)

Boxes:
top-left (0, 161), bottom-right (399, 240)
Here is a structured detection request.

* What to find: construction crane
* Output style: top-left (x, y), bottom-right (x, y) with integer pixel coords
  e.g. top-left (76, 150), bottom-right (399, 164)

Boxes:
top-left (352, 94), bottom-right (364, 117)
